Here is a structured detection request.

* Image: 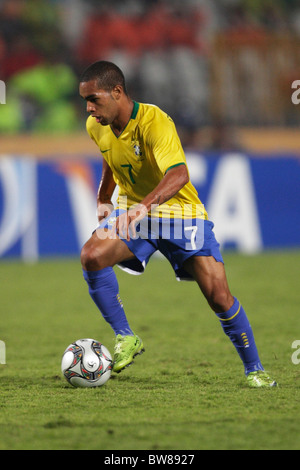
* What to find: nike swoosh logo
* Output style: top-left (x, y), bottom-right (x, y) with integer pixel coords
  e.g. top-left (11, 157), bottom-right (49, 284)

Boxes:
top-left (100, 149), bottom-right (111, 153)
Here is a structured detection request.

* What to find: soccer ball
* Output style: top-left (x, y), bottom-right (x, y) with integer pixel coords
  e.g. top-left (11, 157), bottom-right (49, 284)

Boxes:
top-left (61, 338), bottom-right (112, 388)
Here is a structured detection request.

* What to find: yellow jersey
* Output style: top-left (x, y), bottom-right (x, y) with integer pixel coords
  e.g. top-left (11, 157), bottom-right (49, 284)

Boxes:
top-left (86, 101), bottom-right (207, 219)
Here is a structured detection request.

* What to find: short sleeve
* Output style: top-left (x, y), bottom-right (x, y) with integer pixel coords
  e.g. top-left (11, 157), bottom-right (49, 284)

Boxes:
top-left (146, 111), bottom-right (187, 175)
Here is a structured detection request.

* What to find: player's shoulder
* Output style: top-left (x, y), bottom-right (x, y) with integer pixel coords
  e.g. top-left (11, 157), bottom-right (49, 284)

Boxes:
top-left (137, 102), bottom-right (174, 130)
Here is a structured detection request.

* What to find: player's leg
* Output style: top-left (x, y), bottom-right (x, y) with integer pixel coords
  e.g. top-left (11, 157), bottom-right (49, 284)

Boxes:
top-left (81, 228), bottom-right (144, 372)
top-left (183, 254), bottom-right (234, 313)
top-left (81, 228), bottom-right (136, 335)
top-left (183, 255), bottom-right (277, 386)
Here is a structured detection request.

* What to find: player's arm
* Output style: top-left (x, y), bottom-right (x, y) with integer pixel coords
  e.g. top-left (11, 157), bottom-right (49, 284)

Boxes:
top-left (97, 158), bottom-right (116, 222)
top-left (139, 163), bottom-right (189, 210)
top-left (116, 164), bottom-right (189, 240)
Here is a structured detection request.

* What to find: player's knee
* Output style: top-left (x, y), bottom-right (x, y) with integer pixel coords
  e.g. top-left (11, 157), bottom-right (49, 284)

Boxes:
top-left (81, 240), bottom-right (104, 271)
top-left (208, 289), bottom-right (234, 313)
top-left (80, 242), bottom-right (95, 270)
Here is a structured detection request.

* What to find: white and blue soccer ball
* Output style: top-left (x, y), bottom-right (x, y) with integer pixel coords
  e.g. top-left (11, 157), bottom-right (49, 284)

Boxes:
top-left (61, 338), bottom-right (112, 388)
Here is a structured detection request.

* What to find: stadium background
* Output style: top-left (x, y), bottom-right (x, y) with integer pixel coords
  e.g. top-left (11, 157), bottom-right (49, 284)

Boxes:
top-left (0, 0), bottom-right (299, 259)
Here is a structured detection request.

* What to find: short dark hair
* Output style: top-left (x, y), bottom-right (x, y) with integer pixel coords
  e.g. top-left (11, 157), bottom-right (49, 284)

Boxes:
top-left (80, 61), bottom-right (127, 94)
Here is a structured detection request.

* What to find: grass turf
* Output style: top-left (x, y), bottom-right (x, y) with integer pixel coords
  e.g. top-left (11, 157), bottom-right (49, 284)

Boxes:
top-left (0, 251), bottom-right (299, 450)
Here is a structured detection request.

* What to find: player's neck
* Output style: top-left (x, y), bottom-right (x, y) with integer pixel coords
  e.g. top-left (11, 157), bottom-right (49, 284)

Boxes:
top-left (110, 98), bottom-right (134, 137)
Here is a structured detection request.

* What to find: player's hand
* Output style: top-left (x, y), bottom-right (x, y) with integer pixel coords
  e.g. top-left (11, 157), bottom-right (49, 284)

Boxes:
top-left (115, 204), bottom-right (148, 241)
top-left (97, 200), bottom-right (114, 223)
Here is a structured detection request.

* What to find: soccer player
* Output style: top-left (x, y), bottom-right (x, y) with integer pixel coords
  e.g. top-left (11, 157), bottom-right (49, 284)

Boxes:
top-left (79, 61), bottom-right (277, 388)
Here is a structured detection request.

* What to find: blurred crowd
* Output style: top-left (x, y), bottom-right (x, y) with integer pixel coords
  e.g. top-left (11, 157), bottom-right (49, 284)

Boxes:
top-left (0, 0), bottom-right (300, 147)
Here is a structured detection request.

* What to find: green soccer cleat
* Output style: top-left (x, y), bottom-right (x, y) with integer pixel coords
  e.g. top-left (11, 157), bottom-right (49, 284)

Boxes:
top-left (247, 370), bottom-right (278, 388)
top-left (113, 333), bottom-right (144, 373)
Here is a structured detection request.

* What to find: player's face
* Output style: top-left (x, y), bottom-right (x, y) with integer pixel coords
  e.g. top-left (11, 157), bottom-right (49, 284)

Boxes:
top-left (79, 79), bottom-right (120, 126)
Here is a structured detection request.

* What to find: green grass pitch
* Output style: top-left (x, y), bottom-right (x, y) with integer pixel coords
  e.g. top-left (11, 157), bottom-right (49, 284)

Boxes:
top-left (0, 251), bottom-right (299, 450)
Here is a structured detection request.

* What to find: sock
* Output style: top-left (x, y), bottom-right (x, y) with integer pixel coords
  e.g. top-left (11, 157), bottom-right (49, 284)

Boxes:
top-left (215, 297), bottom-right (264, 375)
top-left (82, 267), bottom-right (133, 336)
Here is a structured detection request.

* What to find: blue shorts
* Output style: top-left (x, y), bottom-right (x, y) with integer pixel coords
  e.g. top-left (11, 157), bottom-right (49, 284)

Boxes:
top-left (98, 209), bottom-right (223, 281)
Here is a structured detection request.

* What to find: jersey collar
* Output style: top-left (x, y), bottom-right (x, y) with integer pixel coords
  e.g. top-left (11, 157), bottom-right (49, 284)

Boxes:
top-left (110, 101), bottom-right (140, 138)
top-left (131, 101), bottom-right (139, 120)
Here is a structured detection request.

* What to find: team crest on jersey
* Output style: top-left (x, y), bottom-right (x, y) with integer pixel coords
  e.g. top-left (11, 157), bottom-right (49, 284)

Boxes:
top-left (131, 139), bottom-right (144, 161)
top-left (134, 144), bottom-right (142, 157)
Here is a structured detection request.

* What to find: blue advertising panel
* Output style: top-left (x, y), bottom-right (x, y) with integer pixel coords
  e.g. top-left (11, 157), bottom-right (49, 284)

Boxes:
top-left (0, 153), bottom-right (299, 260)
